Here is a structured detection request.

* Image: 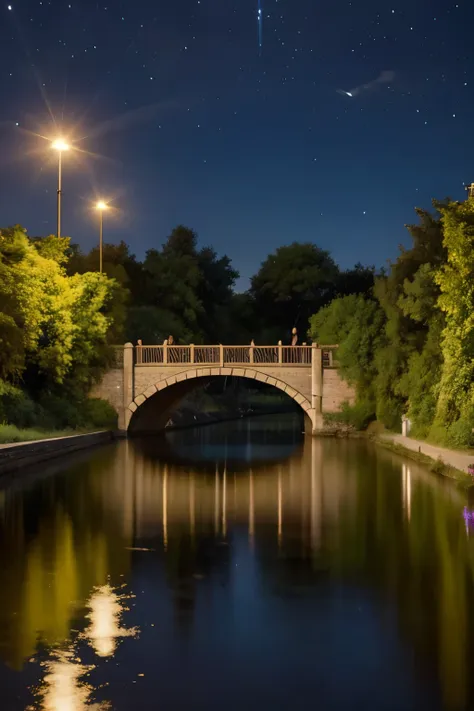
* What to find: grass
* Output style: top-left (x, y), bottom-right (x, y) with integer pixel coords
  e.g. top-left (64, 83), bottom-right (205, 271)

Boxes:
top-left (0, 424), bottom-right (93, 445)
top-left (372, 436), bottom-right (473, 490)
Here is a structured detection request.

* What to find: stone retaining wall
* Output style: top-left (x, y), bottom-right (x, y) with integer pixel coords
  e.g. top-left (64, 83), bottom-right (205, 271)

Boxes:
top-left (0, 431), bottom-right (114, 478)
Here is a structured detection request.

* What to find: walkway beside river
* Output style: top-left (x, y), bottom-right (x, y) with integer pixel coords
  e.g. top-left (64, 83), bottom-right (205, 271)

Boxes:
top-left (381, 433), bottom-right (474, 474)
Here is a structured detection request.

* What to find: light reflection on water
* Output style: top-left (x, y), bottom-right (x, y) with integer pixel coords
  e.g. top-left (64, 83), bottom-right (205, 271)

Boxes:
top-left (26, 583), bottom-right (137, 711)
top-left (28, 650), bottom-right (106, 711)
top-left (83, 585), bottom-right (138, 659)
top-left (0, 414), bottom-right (473, 711)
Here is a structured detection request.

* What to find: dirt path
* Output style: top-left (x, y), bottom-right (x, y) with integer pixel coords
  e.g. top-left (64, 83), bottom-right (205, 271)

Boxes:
top-left (382, 433), bottom-right (474, 473)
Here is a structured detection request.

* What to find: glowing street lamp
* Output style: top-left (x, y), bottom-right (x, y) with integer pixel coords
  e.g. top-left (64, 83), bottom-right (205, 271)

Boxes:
top-left (51, 139), bottom-right (70, 238)
top-left (95, 200), bottom-right (108, 273)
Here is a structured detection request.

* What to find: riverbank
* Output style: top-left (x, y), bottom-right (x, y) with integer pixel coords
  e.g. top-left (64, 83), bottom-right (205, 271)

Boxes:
top-left (0, 431), bottom-right (114, 478)
top-left (0, 424), bottom-right (100, 445)
top-left (375, 432), bottom-right (474, 488)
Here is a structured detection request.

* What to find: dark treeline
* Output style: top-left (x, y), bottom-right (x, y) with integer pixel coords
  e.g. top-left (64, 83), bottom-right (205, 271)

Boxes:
top-left (2, 191), bottom-right (473, 447)
top-left (67, 225), bottom-right (376, 345)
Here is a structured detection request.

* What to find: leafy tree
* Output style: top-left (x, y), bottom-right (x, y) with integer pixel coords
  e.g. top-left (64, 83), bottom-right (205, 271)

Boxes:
top-left (251, 242), bottom-right (339, 342)
top-left (31, 234), bottom-right (72, 265)
top-left (196, 247), bottom-right (239, 342)
top-left (306, 200), bottom-right (470, 439)
top-left (125, 306), bottom-right (191, 344)
top-left (336, 263), bottom-right (377, 298)
top-left (141, 227), bottom-right (204, 341)
top-left (433, 198), bottom-right (474, 445)
top-left (309, 294), bottom-right (386, 426)
top-left (67, 240), bottom-right (142, 292)
top-left (126, 226), bottom-right (239, 344)
top-left (371, 204), bottom-right (447, 429)
top-left (0, 225), bottom-right (126, 429)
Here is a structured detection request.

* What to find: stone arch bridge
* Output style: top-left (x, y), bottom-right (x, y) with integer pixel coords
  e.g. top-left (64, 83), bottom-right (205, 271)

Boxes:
top-left (93, 343), bottom-right (355, 435)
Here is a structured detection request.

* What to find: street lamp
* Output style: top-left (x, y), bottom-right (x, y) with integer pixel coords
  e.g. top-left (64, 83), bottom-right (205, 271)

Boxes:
top-left (51, 139), bottom-right (70, 238)
top-left (95, 201), bottom-right (108, 273)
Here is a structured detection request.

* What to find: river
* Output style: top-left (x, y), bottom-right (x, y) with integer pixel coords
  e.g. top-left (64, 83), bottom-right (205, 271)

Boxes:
top-left (0, 413), bottom-right (474, 710)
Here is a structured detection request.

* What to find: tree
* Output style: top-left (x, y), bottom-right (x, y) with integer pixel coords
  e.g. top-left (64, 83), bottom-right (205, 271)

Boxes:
top-left (309, 294), bottom-right (386, 425)
top-left (371, 204), bottom-right (447, 429)
top-left (0, 225), bottom-right (126, 418)
top-left (125, 306), bottom-right (190, 344)
top-left (251, 242), bottom-right (339, 342)
top-left (67, 240), bottom-right (143, 294)
top-left (433, 198), bottom-right (474, 445)
top-left (0, 227), bottom-right (31, 379)
top-left (31, 234), bottom-right (72, 265)
top-left (128, 226), bottom-right (239, 344)
top-left (306, 201), bottom-right (459, 436)
top-left (336, 263), bottom-right (377, 298)
top-left (141, 226), bottom-right (204, 341)
top-left (196, 247), bottom-right (239, 342)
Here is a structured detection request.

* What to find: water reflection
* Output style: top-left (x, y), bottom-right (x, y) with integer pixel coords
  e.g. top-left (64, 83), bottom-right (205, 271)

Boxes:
top-left (26, 581), bottom-right (137, 711)
top-left (0, 415), bottom-right (473, 710)
top-left (83, 585), bottom-right (138, 658)
top-left (30, 650), bottom-right (108, 711)
top-left (402, 463), bottom-right (412, 521)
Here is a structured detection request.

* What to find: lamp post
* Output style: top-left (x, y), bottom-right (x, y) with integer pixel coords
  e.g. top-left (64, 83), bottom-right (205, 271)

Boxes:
top-left (96, 201), bottom-right (108, 273)
top-left (51, 139), bottom-right (70, 239)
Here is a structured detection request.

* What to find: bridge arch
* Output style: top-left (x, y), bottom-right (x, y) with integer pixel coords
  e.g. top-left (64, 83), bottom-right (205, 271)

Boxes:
top-left (126, 367), bottom-right (315, 434)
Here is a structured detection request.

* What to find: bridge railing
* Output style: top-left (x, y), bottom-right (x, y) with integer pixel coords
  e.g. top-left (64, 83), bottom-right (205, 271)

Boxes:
top-left (134, 344), bottom-right (338, 367)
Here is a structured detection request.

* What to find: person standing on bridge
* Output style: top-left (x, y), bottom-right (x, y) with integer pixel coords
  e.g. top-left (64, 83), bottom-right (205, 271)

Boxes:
top-left (291, 327), bottom-right (298, 346)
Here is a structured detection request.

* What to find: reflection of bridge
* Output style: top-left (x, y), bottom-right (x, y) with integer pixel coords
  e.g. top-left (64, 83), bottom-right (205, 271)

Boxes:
top-left (94, 344), bottom-right (355, 435)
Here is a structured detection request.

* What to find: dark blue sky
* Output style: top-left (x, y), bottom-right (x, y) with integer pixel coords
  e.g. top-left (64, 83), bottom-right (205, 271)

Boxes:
top-left (0, 0), bottom-right (472, 288)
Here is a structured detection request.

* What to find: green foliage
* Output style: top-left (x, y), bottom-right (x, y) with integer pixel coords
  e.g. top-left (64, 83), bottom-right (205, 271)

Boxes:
top-left (126, 306), bottom-right (190, 344)
top-left (0, 425), bottom-right (76, 444)
top-left (251, 242), bottom-right (339, 342)
top-left (309, 294), bottom-right (385, 403)
top-left (309, 198), bottom-right (474, 447)
top-left (325, 400), bottom-right (376, 430)
top-left (335, 263), bottom-right (376, 298)
top-left (78, 398), bottom-right (118, 429)
top-left (0, 380), bottom-right (41, 428)
top-left (12, 200), bottom-right (474, 449)
top-left (0, 225), bottom-right (126, 434)
top-left (31, 234), bottom-right (72, 264)
top-left (434, 199), bottom-right (474, 429)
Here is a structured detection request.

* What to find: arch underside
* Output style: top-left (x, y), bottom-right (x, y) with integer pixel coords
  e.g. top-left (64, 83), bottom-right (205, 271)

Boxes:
top-left (127, 367), bottom-right (315, 434)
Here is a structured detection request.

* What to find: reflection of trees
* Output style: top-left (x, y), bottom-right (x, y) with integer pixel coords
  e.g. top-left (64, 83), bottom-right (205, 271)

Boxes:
top-left (0, 447), bottom-right (133, 669)
top-left (162, 523), bottom-right (231, 632)
top-left (3, 423), bottom-right (474, 709)
top-left (254, 439), bottom-right (474, 711)
top-left (134, 412), bottom-right (304, 471)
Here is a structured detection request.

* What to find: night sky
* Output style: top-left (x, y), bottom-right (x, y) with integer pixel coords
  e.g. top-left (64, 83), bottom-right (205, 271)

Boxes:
top-left (0, 0), bottom-right (472, 288)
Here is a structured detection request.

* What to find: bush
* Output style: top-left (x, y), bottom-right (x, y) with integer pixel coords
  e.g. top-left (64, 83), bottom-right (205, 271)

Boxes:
top-left (38, 393), bottom-right (83, 429)
top-left (376, 396), bottom-right (403, 432)
top-left (0, 381), bottom-right (43, 428)
top-left (80, 398), bottom-right (118, 429)
top-left (325, 399), bottom-right (375, 431)
top-left (38, 394), bottom-right (118, 430)
top-left (428, 410), bottom-right (474, 449)
top-left (447, 418), bottom-right (474, 449)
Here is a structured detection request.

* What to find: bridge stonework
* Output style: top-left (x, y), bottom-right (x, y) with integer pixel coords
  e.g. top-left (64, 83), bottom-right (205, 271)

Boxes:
top-left (92, 344), bottom-right (355, 435)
